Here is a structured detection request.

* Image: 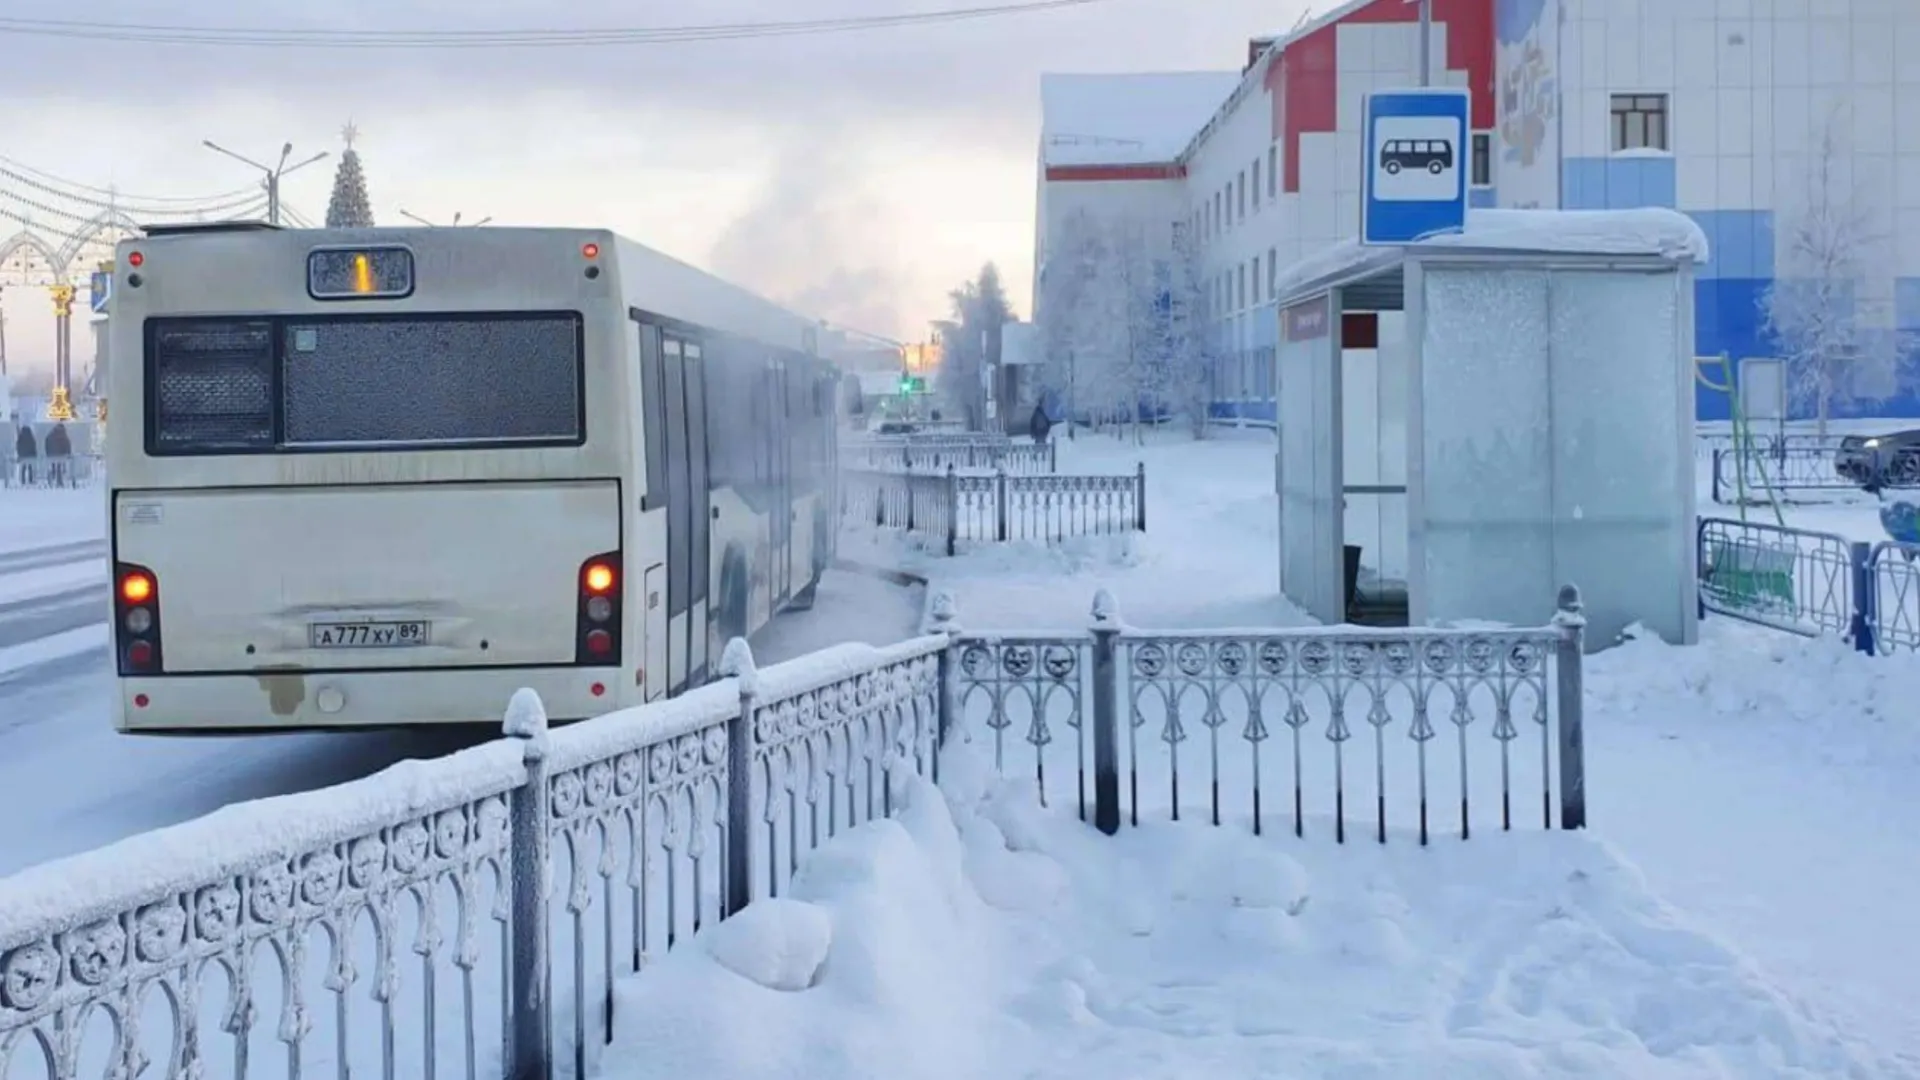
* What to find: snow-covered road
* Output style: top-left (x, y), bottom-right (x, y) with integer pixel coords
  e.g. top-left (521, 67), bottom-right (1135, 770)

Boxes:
top-left (0, 545), bottom-right (923, 879)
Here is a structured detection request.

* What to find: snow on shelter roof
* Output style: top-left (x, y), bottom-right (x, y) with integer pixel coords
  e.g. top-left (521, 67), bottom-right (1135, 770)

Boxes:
top-left (1272, 208), bottom-right (1712, 303)
top-left (1040, 71), bottom-right (1242, 166)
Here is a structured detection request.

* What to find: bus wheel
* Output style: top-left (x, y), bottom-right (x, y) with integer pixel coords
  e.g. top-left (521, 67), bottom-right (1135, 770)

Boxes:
top-left (719, 547), bottom-right (750, 645)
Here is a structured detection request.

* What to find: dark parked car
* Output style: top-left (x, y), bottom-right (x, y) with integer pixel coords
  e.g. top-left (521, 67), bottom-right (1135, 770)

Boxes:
top-left (1835, 429), bottom-right (1920, 489)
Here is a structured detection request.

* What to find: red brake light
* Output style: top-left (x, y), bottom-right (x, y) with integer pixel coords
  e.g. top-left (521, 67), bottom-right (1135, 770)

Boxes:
top-left (581, 242), bottom-right (600, 260)
top-left (127, 251), bottom-right (144, 268)
top-left (128, 640), bottom-right (154, 666)
top-left (585, 630), bottom-right (613, 656)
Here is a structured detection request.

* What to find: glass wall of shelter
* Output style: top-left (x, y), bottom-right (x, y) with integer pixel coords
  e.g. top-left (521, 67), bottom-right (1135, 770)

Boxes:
top-left (1271, 240), bottom-right (1698, 647)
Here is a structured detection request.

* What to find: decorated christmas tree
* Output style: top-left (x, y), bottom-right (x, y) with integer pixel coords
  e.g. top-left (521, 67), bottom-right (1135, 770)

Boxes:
top-left (324, 122), bottom-right (375, 228)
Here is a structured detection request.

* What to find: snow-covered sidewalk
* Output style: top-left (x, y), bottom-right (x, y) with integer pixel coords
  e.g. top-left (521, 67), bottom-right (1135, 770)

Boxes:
top-left (821, 428), bottom-right (1920, 1074)
top-left (602, 747), bottom-right (1905, 1079)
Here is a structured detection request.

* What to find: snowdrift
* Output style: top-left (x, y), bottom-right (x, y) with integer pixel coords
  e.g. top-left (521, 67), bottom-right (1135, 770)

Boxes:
top-left (600, 742), bottom-right (1900, 1080)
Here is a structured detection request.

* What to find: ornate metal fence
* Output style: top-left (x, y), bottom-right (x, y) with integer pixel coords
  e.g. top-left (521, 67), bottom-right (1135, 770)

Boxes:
top-left (941, 586), bottom-right (1589, 845)
top-left (0, 636), bottom-right (946, 1080)
top-left (844, 438), bottom-right (1056, 475)
top-left (840, 465), bottom-right (1146, 556)
top-left (1694, 516), bottom-right (1920, 656)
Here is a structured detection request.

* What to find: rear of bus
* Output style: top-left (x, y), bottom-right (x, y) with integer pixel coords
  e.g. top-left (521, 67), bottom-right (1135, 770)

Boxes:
top-left (105, 225), bottom-right (638, 733)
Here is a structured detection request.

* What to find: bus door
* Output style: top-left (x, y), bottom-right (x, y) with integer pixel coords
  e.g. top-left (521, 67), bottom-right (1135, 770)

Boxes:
top-left (654, 332), bottom-right (712, 695)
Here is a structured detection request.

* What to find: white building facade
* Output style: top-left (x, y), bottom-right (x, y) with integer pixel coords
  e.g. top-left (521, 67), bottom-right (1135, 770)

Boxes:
top-left (1034, 0), bottom-right (1920, 422)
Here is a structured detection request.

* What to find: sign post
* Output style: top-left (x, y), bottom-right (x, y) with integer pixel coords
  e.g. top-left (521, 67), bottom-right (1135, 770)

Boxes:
top-left (1360, 88), bottom-right (1471, 246)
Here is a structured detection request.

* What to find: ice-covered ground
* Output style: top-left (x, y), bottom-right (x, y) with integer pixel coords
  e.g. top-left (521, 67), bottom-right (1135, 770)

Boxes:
top-left (603, 741), bottom-right (1909, 1079)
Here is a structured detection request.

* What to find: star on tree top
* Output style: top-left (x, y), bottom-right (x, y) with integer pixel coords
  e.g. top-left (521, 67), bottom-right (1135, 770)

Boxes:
top-left (341, 121), bottom-right (360, 150)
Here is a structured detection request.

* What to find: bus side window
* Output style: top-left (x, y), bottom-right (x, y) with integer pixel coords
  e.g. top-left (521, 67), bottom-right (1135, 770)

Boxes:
top-left (637, 323), bottom-right (669, 510)
top-left (684, 339), bottom-right (711, 609)
top-left (662, 337), bottom-right (691, 620)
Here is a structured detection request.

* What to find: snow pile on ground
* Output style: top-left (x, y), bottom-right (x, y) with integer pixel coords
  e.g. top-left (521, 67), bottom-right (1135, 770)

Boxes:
top-left (601, 742), bottom-right (1904, 1080)
top-left (1585, 621), bottom-right (1920, 1064)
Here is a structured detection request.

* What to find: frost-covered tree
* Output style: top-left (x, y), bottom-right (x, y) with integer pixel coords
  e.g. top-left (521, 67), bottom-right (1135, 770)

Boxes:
top-left (938, 263), bottom-right (1015, 428)
top-left (1762, 101), bottom-right (1911, 435)
top-left (324, 122), bottom-right (376, 229)
top-left (1164, 222), bottom-right (1219, 438)
top-left (1038, 209), bottom-right (1219, 439)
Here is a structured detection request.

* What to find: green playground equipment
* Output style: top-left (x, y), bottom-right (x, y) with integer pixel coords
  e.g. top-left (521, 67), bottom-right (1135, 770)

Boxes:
top-left (1695, 354), bottom-right (1797, 611)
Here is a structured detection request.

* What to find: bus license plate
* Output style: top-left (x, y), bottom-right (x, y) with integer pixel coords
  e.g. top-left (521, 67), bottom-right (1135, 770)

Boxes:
top-left (309, 620), bottom-right (431, 649)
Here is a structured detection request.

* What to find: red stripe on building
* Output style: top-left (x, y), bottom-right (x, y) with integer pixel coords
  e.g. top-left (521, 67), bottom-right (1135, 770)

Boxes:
top-left (1271, 0), bottom-right (1494, 193)
top-left (1043, 163), bottom-right (1186, 182)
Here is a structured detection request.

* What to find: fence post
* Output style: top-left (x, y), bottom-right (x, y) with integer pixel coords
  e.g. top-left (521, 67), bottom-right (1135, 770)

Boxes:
top-left (1550, 585), bottom-right (1586, 831)
top-left (1848, 541), bottom-right (1877, 656)
top-left (944, 465), bottom-right (959, 557)
top-left (1710, 449), bottom-right (1725, 504)
top-left (720, 638), bottom-right (758, 916)
top-left (994, 468), bottom-right (1010, 543)
top-left (1134, 463), bottom-right (1147, 532)
top-left (1694, 517), bottom-right (1708, 622)
top-left (1089, 589), bottom-right (1122, 836)
top-left (926, 590), bottom-right (962, 784)
top-left (504, 689), bottom-right (554, 1080)
top-left (1048, 439), bottom-right (1058, 473)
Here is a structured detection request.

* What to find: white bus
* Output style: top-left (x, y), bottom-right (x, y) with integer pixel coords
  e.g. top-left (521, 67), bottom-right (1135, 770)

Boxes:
top-left (105, 223), bottom-right (841, 734)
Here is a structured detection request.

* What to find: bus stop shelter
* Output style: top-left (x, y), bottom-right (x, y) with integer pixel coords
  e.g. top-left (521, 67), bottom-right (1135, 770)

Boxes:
top-left (1269, 208), bottom-right (1706, 647)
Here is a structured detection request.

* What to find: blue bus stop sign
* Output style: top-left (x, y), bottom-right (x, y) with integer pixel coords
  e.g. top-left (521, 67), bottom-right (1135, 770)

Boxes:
top-left (1361, 88), bottom-right (1471, 246)
top-left (90, 271), bottom-right (111, 313)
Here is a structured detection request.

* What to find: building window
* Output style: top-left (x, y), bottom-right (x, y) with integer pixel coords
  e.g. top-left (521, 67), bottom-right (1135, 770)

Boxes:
top-left (1237, 172), bottom-right (1247, 220)
top-left (1214, 191), bottom-right (1223, 234)
top-left (1471, 133), bottom-right (1492, 186)
top-left (1252, 159), bottom-right (1262, 210)
top-left (1610, 93), bottom-right (1669, 151)
top-left (1267, 145), bottom-right (1277, 198)
top-left (1266, 248), bottom-right (1276, 300)
top-left (1237, 263), bottom-right (1246, 309)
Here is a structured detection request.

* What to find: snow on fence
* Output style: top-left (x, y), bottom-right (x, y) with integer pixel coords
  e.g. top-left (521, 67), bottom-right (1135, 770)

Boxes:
top-left (944, 587), bottom-right (1590, 845)
top-left (1696, 516), bottom-right (1920, 655)
top-left (843, 438), bottom-right (1057, 475)
top-left (839, 465), bottom-right (1146, 556)
top-left (0, 636), bottom-right (946, 1080)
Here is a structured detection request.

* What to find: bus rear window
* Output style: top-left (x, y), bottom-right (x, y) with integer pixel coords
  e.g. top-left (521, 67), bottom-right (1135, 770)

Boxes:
top-left (145, 312), bottom-right (585, 455)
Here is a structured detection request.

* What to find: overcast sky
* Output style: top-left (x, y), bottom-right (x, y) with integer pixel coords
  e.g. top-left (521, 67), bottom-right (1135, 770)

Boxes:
top-left (0, 0), bottom-right (1309, 370)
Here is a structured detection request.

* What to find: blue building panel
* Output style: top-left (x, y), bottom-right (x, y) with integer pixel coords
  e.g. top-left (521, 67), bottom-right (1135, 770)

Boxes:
top-left (1469, 188), bottom-right (1498, 209)
top-left (1560, 156), bottom-right (1677, 210)
top-left (1896, 278), bottom-right (1920, 329)
top-left (1687, 210), bottom-right (1774, 280)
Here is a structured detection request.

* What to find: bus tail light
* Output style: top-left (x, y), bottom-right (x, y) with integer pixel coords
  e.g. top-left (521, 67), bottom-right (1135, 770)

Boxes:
top-left (115, 562), bottom-right (164, 675)
top-left (576, 552), bottom-right (622, 666)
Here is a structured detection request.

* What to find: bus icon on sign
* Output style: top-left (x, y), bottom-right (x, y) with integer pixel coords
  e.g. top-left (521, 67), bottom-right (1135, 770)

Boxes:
top-left (1380, 139), bottom-right (1453, 176)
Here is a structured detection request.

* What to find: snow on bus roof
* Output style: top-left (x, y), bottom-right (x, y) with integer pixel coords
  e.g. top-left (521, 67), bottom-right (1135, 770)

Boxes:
top-left (1273, 208), bottom-right (1711, 302)
top-left (1040, 71), bottom-right (1242, 166)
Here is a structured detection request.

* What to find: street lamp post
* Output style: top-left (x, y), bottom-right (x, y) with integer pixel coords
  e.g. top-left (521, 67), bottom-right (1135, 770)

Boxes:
top-left (201, 140), bottom-right (328, 225)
